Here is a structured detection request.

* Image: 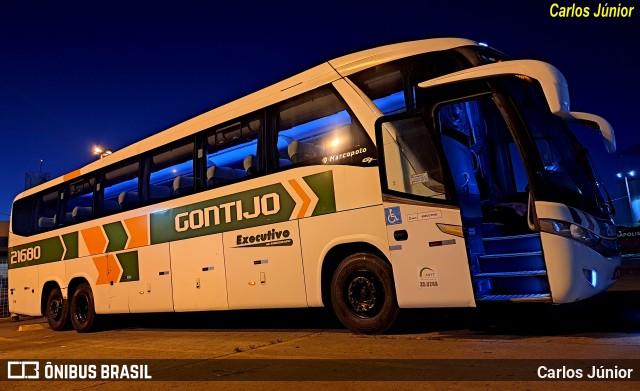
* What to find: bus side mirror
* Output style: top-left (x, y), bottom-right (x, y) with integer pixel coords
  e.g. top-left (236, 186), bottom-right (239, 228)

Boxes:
top-left (560, 112), bottom-right (616, 153)
top-left (418, 59), bottom-right (571, 113)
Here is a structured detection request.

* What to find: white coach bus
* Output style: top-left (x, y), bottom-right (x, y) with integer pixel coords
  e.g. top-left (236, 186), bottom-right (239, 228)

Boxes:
top-left (8, 38), bottom-right (621, 334)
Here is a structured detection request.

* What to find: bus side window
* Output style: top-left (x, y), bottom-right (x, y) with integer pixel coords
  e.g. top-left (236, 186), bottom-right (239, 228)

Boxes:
top-left (204, 115), bottom-right (260, 188)
top-left (34, 190), bottom-right (60, 233)
top-left (274, 87), bottom-right (373, 169)
top-left (148, 141), bottom-right (194, 202)
top-left (102, 161), bottom-right (140, 215)
top-left (350, 64), bottom-right (406, 115)
top-left (62, 178), bottom-right (95, 226)
top-left (11, 197), bottom-right (33, 236)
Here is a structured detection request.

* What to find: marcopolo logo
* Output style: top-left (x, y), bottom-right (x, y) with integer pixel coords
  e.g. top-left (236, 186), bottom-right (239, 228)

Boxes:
top-left (322, 147), bottom-right (368, 164)
top-left (235, 227), bottom-right (293, 248)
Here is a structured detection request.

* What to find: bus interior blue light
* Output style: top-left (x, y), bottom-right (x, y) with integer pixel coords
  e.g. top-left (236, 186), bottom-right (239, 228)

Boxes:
top-left (373, 91), bottom-right (405, 115)
top-left (67, 193), bottom-right (93, 208)
top-left (104, 178), bottom-right (138, 199)
top-left (278, 111), bottom-right (352, 148)
top-left (150, 161), bottom-right (193, 183)
top-left (207, 140), bottom-right (257, 168)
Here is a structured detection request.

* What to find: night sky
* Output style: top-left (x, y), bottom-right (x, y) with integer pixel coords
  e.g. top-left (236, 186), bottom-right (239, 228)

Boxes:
top-left (1, 1), bottom-right (638, 222)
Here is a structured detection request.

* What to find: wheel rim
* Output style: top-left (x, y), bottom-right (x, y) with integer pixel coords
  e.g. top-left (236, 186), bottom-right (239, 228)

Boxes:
top-left (49, 294), bottom-right (63, 321)
top-left (345, 272), bottom-right (384, 318)
top-left (74, 294), bottom-right (89, 324)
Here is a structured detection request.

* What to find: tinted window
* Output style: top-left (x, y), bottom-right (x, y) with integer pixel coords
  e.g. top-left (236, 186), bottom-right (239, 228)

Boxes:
top-left (102, 161), bottom-right (139, 214)
top-left (63, 177), bottom-right (95, 225)
top-left (351, 51), bottom-right (471, 115)
top-left (35, 190), bottom-right (60, 233)
top-left (204, 114), bottom-right (260, 188)
top-left (274, 87), bottom-right (375, 168)
top-left (350, 64), bottom-right (405, 115)
top-left (149, 141), bottom-right (194, 201)
top-left (11, 197), bottom-right (33, 236)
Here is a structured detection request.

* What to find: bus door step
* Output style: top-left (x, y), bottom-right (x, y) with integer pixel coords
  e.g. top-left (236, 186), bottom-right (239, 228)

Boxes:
top-left (476, 293), bottom-right (551, 302)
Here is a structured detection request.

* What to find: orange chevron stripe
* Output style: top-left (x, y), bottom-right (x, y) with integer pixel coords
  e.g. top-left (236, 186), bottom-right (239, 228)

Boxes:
top-left (63, 169), bottom-right (81, 181)
top-left (106, 254), bottom-right (121, 282)
top-left (93, 256), bottom-right (110, 285)
top-left (81, 226), bottom-right (107, 255)
top-left (288, 179), bottom-right (311, 219)
top-left (124, 215), bottom-right (149, 249)
top-left (94, 254), bottom-right (122, 285)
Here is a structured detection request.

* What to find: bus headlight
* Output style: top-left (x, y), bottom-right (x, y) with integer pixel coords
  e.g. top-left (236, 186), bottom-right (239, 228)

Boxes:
top-left (539, 218), bottom-right (599, 247)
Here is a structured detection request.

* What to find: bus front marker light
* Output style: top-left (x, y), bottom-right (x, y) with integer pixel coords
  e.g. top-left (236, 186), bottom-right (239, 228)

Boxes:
top-left (540, 218), bottom-right (599, 246)
top-left (583, 269), bottom-right (597, 287)
top-left (569, 224), bottom-right (599, 246)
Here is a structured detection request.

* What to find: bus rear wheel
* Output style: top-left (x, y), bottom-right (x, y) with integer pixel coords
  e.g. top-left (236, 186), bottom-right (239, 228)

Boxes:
top-left (331, 253), bottom-right (399, 334)
top-left (70, 283), bottom-right (96, 333)
top-left (45, 287), bottom-right (69, 331)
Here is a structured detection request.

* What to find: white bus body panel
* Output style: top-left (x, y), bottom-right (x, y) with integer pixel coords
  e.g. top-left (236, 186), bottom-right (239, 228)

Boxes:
top-left (38, 261), bottom-right (66, 298)
top-left (331, 38), bottom-right (476, 77)
top-left (8, 267), bottom-right (40, 316)
top-left (170, 234), bottom-right (228, 311)
top-left (541, 233), bottom-right (619, 303)
top-left (223, 220), bottom-right (306, 309)
top-left (89, 254), bottom-right (130, 313)
top-left (127, 243), bottom-right (174, 313)
top-left (383, 203), bottom-right (476, 308)
top-left (535, 201), bottom-right (620, 303)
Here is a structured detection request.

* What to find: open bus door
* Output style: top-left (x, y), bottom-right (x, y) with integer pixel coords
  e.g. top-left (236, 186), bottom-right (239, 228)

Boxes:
top-left (375, 112), bottom-right (476, 308)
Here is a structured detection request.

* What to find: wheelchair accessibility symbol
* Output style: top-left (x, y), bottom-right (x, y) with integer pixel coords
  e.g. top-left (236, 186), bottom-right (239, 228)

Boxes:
top-left (385, 206), bottom-right (402, 226)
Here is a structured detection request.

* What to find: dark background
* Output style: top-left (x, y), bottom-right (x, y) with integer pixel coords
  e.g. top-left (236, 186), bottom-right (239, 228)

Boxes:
top-left (1, 1), bottom-right (638, 222)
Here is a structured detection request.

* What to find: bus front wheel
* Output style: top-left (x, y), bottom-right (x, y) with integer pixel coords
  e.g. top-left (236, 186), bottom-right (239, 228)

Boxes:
top-left (45, 287), bottom-right (69, 331)
top-left (331, 253), bottom-right (399, 334)
top-left (70, 283), bottom-right (96, 333)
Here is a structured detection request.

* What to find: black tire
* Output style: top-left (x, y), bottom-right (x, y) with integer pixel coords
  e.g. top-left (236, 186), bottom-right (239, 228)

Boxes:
top-left (70, 283), bottom-right (96, 333)
top-left (331, 253), bottom-right (399, 334)
top-left (45, 287), bottom-right (69, 331)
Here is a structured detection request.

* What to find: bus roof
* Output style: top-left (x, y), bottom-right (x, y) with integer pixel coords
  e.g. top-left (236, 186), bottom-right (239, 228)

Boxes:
top-left (15, 37), bottom-right (478, 201)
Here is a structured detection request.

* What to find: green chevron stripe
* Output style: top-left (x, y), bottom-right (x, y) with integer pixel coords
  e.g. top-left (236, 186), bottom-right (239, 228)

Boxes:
top-left (303, 171), bottom-right (336, 216)
top-left (104, 221), bottom-right (128, 252)
top-left (116, 251), bottom-right (139, 282)
top-left (62, 232), bottom-right (78, 260)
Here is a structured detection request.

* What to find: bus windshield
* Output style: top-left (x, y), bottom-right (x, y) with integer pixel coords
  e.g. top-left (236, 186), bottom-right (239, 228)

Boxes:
top-left (503, 77), bottom-right (609, 219)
